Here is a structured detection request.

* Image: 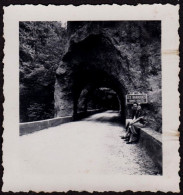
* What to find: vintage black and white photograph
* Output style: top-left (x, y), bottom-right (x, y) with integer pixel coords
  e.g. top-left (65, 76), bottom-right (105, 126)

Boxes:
top-left (3, 5), bottom-right (179, 192)
top-left (19, 20), bottom-right (162, 175)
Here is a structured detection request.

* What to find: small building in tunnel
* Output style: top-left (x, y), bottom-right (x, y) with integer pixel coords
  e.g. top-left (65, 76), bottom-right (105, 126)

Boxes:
top-left (54, 21), bottom-right (161, 132)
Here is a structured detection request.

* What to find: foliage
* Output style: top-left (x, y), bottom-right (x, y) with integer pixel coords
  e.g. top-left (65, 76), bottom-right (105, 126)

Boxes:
top-left (19, 22), bottom-right (67, 122)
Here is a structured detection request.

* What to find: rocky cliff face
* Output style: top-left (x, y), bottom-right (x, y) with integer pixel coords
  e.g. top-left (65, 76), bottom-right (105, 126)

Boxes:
top-left (19, 22), bottom-right (67, 122)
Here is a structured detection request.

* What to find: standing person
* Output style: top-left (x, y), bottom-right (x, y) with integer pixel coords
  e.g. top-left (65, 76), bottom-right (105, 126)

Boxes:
top-left (121, 102), bottom-right (144, 144)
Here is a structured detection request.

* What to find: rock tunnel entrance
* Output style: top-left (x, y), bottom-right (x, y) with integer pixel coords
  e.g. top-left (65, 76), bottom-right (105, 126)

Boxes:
top-left (55, 32), bottom-right (133, 125)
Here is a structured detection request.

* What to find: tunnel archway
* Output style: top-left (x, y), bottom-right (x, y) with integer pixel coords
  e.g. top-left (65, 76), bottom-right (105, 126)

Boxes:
top-left (55, 33), bottom-right (132, 124)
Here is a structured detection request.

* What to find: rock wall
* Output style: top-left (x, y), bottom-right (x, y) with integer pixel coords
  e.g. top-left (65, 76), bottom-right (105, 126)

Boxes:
top-left (55, 21), bottom-right (162, 132)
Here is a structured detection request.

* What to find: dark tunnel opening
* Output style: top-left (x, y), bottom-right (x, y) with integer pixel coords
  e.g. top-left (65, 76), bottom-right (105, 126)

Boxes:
top-left (72, 69), bottom-right (126, 124)
top-left (78, 87), bottom-right (120, 112)
top-left (75, 86), bottom-right (125, 126)
top-left (87, 87), bottom-right (120, 111)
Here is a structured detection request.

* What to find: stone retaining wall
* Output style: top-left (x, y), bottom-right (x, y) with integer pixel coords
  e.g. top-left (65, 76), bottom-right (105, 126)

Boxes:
top-left (20, 116), bottom-right (73, 136)
top-left (134, 123), bottom-right (162, 173)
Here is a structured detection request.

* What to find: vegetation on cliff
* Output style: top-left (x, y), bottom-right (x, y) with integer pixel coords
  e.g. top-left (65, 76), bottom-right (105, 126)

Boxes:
top-left (19, 21), bottom-right (67, 122)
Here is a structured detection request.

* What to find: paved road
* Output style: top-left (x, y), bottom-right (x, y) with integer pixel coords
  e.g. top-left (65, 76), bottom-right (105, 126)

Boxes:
top-left (20, 111), bottom-right (159, 176)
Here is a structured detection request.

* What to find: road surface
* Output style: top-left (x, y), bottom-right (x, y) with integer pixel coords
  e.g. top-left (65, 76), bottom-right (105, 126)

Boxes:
top-left (19, 111), bottom-right (159, 176)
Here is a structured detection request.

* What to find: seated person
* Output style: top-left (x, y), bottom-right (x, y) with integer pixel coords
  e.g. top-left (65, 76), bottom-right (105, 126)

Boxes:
top-left (122, 102), bottom-right (145, 144)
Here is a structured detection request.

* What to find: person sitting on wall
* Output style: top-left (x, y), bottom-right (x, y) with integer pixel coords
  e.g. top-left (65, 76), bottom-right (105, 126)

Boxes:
top-left (121, 102), bottom-right (144, 144)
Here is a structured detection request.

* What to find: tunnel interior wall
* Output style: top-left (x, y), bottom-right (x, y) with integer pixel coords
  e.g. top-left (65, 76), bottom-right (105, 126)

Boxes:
top-left (55, 21), bottom-right (162, 132)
